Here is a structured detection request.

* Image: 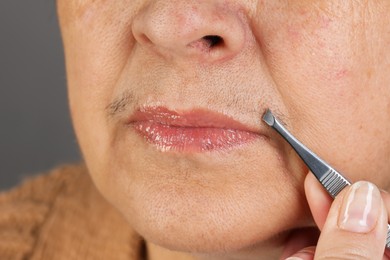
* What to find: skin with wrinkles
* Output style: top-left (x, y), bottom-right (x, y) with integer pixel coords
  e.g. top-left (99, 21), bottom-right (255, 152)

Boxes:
top-left (57, 0), bottom-right (390, 259)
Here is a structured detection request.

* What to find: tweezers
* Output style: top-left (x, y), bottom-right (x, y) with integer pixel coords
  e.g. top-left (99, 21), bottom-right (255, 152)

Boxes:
top-left (262, 109), bottom-right (390, 248)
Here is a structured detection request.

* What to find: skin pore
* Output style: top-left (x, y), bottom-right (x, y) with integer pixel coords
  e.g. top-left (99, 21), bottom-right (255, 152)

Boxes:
top-left (57, 0), bottom-right (390, 259)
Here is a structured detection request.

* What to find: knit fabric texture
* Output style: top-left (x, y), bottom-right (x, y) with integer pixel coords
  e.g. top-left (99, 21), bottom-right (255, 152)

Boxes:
top-left (0, 164), bottom-right (145, 260)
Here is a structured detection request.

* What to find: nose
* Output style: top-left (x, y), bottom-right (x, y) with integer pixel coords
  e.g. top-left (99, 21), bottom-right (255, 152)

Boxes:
top-left (132, 1), bottom-right (247, 63)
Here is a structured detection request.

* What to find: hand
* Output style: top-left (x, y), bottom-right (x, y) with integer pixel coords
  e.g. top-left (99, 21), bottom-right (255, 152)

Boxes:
top-left (283, 173), bottom-right (390, 260)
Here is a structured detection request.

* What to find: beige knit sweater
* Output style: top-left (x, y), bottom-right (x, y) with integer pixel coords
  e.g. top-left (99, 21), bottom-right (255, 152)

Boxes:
top-left (0, 164), bottom-right (145, 260)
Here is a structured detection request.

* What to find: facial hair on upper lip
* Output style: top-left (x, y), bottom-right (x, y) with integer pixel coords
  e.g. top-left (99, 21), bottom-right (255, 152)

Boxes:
top-left (104, 88), bottom-right (290, 129)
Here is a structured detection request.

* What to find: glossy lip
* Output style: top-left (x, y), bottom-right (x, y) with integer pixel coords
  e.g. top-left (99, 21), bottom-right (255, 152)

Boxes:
top-left (127, 106), bottom-right (264, 152)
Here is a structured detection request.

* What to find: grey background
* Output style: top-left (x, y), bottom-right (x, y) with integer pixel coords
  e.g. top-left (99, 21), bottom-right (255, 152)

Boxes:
top-left (0, 1), bottom-right (80, 191)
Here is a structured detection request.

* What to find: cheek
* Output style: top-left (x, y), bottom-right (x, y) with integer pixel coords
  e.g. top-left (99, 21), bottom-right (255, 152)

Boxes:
top-left (255, 3), bottom-right (390, 185)
top-left (59, 0), bottom-right (140, 104)
top-left (58, 1), bottom-right (140, 185)
top-left (257, 7), bottom-right (360, 135)
top-left (263, 11), bottom-right (355, 95)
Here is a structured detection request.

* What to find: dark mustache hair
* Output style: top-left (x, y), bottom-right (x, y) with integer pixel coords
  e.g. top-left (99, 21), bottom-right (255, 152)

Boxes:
top-left (105, 88), bottom-right (291, 128)
top-left (106, 90), bottom-right (137, 119)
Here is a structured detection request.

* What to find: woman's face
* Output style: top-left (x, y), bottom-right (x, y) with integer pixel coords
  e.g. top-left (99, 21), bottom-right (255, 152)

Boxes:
top-left (58, 0), bottom-right (390, 259)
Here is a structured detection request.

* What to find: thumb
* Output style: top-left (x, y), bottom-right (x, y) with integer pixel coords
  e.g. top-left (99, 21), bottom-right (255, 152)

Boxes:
top-left (314, 181), bottom-right (388, 259)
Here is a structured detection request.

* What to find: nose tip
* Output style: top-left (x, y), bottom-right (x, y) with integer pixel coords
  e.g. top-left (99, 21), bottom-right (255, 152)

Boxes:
top-left (132, 1), bottom-right (247, 63)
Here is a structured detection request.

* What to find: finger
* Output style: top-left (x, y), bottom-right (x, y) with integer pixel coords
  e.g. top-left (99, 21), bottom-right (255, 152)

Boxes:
top-left (315, 181), bottom-right (388, 259)
top-left (305, 173), bottom-right (390, 231)
top-left (379, 190), bottom-right (390, 259)
top-left (380, 189), bottom-right (390, 217)
top-left (304, 173), bottom-right (333, 230)
top-left (285, 246), bottom-right (316, 260)
top-left (280, 228), bottom-right (319, 259)
top-left (305, 174), bottom-right (390, 259)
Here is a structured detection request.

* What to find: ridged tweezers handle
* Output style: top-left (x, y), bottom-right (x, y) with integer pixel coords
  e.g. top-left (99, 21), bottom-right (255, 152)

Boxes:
top-left (319, 169), bottom-right (351, 198)
top-left (319, 169), bottom-right (390, 248)
top-left (387, 225), bottom-right (390, 249)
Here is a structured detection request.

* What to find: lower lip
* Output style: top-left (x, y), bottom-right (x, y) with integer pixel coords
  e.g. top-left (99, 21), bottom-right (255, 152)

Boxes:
top-left (132, 121), bottom-right (258, 152)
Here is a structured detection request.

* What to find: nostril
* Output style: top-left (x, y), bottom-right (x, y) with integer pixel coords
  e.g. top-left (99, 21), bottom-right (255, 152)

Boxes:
top-left (188, 35), bottom-right (225, 52)
top-left (202, 35), bottom-right (224, 48)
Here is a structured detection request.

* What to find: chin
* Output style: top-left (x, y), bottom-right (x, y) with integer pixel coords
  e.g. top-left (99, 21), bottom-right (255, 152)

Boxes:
top-left (100, 159), bottom-right (311, 260)
top-left (125, 192), bottom-right (302, 260)
top-left (126, 197), bottom-right (288, 259)
top-left (87, 124), bottom-right (312, 259)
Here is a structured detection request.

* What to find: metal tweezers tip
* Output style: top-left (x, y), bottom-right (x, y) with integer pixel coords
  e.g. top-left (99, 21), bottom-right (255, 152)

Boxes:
top-left (262, 109), bottom-right (275, 127)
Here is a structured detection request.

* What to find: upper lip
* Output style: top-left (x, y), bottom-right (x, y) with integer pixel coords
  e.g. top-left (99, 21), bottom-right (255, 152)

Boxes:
top-left (128, 106), bottom-right (263, 134)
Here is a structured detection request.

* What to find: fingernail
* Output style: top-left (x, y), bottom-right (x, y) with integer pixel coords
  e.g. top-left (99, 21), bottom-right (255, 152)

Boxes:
top-left (339, 181), bottom-right (381, 233)
top-left (285, 257), bottom-right (303, 260)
